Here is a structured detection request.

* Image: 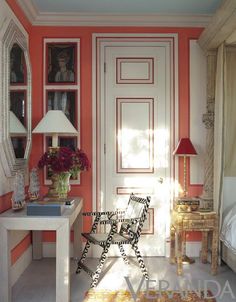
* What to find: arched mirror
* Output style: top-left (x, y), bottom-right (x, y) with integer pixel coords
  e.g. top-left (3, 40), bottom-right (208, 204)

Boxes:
top-left (0, 20), bottom-right (31, 177)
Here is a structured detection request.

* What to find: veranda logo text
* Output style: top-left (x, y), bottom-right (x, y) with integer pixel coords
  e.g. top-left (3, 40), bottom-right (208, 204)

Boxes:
top-left (124, 276), bottom-right (236, 301)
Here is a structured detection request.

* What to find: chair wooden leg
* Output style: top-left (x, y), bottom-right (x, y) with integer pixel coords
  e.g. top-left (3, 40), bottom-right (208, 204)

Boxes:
top-left (132, 243), bottom-right (149, 280)
top-left (76, 241), bottom-right (91, 274)
top-left (118, 243), bottom-right (129, 264)
top-left (91, 246), bottom-right (109, 288)
top-left (91, 223), bottom-right (117, 287)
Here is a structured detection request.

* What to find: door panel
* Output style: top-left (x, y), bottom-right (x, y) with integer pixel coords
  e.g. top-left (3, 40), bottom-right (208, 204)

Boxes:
top-left (96, 38), bottom-right (176, 257)
top-left (117, 98), bottom-right (154, 172)
top-left (93, 33), bottom-right (178, 256)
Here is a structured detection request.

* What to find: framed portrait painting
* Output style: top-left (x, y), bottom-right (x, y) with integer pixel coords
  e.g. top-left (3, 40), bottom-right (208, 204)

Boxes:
top-left (46, 43), bottom-right (77, 84)
top-left (46, 90), bottom-right (77, 128)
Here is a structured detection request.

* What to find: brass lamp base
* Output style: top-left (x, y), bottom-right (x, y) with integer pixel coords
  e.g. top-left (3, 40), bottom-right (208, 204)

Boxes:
top-left (175, 255), bottom-right (195, 264)
top-left (46, 174), bottom-right (60, 199)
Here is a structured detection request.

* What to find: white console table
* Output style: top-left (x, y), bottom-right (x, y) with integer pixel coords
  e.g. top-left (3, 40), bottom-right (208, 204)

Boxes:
top-left (0, 197), bottom-right (83, 302)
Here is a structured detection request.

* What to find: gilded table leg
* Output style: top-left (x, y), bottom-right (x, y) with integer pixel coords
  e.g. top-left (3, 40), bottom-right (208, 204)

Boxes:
top-left (211, 220), bottom-right (218, 275)
top-left (182, 231), bottom-right (186, 256)
top-left (176, 229), bottom-right (183, 275)
top-left (170, 225), bottom-right (175, 264)
top-left (201, 231), bottom-right (208, 263)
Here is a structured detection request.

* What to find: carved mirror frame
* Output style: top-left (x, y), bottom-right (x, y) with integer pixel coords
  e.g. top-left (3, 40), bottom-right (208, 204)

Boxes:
top-left (0, 20), bottom-right (32, 177)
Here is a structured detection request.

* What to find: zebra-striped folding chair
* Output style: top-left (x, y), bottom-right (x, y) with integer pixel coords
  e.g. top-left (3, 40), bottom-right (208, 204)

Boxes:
top-left (76, 193), bottom-right (151, 288)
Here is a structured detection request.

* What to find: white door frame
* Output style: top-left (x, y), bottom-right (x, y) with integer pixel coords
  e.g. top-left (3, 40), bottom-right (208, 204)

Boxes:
top-left (92, 33), bottom-right (179, 256)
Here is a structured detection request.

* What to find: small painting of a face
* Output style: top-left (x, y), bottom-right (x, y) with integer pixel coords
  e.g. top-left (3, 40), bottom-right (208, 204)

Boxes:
top-left (47, 43), bottom-right (76, 84)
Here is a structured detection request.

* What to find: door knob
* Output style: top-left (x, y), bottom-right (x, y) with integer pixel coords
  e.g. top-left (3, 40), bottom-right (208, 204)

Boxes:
top-left (158, 177), bottom-right (164, 184)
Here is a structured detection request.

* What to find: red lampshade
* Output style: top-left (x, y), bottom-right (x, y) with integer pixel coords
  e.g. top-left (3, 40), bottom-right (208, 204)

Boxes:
top-left (173, 138), bottom-right (197, 156)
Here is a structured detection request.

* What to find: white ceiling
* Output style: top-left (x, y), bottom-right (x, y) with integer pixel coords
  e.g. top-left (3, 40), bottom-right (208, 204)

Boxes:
top-left (31, 0), bottom-right (222, 15)
top-left (17, 0), bottom-right (223, 27)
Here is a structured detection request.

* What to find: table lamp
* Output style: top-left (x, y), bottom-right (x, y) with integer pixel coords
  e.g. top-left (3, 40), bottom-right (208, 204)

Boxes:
top-left (33, 110), bottom-right (78, 197)
top-left (173, 137), bottom-right (197, 197)
top-left (173, 137), bottom-right (197, 264)
top-left (32, 110), bottom-right (77, 148)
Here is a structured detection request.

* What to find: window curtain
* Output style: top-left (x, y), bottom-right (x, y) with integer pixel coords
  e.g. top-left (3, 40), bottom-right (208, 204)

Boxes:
top-left (214, 44), bottom-right (236, 225)
top-left (214, 43), bottom-right (225, 217)
top-left (224, 46), bottom-right (236, 176)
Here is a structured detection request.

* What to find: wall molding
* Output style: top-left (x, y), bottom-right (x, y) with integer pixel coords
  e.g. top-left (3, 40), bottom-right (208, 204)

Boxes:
top-left (42, 242), bottom-right (90, 258)
top-left (189, 39), bottom-right (206, 185)
top-left (17, 0), bottom-right (211, 27)
top-left (25, 240), bottom-right (201, 259)
top-left (165, 241), bottom-right (201, 258)
top-left (42, 242), bottom-right (202, 258)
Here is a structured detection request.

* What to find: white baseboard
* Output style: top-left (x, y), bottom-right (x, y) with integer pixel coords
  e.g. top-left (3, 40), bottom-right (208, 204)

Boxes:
top-left (11, 246), bottom-right (32, 286)
top-left (42, 241), bottom-right (201, 258)
top-left (186, 242), bottom-right (202, 257)
top-left (42, 242), bottom-right (92, 258)
top-left (166, 241), bottom-right (201, 258)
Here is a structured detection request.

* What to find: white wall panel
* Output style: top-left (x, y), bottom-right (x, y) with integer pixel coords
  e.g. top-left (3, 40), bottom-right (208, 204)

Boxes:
top-left (117, 98), bottom-right (154, 173)
top-left (189, 39), bottom-right (206, 185)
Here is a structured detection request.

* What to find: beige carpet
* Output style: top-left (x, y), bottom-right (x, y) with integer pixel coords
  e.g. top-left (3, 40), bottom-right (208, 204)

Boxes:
top-left (83, 290), bottom-right (216, 301)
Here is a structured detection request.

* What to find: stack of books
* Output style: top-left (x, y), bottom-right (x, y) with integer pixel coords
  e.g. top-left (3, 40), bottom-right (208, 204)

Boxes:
top-left (26, 199), bottom-right (75, 216)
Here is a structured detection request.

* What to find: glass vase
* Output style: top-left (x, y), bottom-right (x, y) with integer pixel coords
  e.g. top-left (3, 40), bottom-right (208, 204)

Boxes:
top-left (56, 172), bottom-right (71, 199)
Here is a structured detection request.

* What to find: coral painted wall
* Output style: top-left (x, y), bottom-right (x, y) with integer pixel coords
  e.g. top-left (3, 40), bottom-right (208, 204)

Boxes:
top-left (29, 26), bottom-right (203, 241)
top-left (30, 28), bottom-right (203, 191)
top-left (4, 0), bottom-right (204, 255)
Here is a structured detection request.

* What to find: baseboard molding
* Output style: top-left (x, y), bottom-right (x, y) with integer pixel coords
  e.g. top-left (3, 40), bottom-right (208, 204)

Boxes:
top-left (11, 246), bottom-right (32, 286)
top-left (166, 240), bottom-right (201, 258)
top-left (186, 242), bottom-right (202, 257)
top-left (42, 241), bottom-right (202, 258)
top-left (42, 242), bottom-right (92, 258)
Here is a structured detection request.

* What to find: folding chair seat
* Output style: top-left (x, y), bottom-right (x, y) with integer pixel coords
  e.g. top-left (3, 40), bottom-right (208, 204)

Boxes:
top-left (76, 193), bottom-right (151, 288)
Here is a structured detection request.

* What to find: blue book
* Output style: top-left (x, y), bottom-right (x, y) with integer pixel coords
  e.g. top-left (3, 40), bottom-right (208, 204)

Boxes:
top-left (26, 201), bottom-right (65, 216)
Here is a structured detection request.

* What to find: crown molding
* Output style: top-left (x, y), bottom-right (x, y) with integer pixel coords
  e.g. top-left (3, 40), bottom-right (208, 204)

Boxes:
top-left (198, 0), bottom-right (236, 51)
top-left (17, 0), bottom-right (38, 24)
top-left (33, 13), bottom-right (211, 27)
top-left (17, 0), bottom-right (211, 27)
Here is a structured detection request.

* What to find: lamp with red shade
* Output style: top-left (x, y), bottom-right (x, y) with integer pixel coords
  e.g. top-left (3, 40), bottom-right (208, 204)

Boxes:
top-left (173, 138), bottom-right (197, 197)
top-left (173, 137), bottom-right (198, 265)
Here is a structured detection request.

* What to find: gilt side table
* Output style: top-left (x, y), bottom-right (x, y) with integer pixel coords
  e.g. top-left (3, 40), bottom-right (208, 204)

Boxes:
top-left (170, 209), bottom-right (219, 276)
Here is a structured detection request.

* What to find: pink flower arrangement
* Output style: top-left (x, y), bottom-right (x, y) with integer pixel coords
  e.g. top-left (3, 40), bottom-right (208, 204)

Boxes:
top-left (38, 147), bottom-right (90, 177)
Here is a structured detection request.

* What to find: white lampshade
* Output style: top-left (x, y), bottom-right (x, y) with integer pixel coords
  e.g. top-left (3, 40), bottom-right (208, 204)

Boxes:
top-left (10, 111), bottom-right (27, 135)
top-left (33, 110), bottom-right (77, 147)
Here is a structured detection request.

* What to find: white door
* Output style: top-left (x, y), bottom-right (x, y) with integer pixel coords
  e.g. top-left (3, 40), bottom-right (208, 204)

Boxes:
top-left (95, 37), bottom-right (177, 257)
